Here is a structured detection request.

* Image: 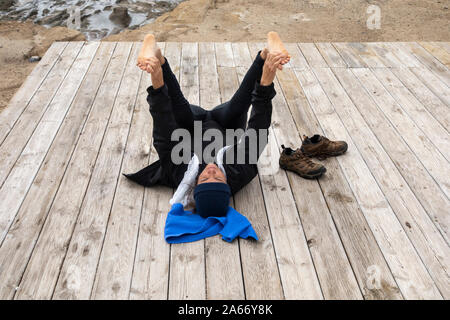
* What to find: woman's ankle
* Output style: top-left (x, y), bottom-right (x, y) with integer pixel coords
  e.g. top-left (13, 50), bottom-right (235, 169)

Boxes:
top-left (255, 50), bottom-right (265, 66)
top-left (160, 56), bottom-right (168, 67)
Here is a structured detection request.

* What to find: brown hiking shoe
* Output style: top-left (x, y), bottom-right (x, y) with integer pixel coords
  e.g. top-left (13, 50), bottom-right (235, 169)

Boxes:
top-left (300, 134), bottom-right (348, 160)
top-left (279, 145), bottom-right (326, 179)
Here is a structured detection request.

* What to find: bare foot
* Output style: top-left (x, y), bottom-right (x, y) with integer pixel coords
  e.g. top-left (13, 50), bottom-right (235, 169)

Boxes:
top-left (267, 31), bottom-right (290, 66)
top-left (137, 34), bottom-right (165, 71)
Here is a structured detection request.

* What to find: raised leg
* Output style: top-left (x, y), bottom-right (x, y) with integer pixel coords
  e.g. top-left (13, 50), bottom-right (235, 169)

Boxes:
top-left (210, 49), bottom-right (267, 130)
top-left (138, 34), bottom-right (195, 131)
top-left (211, 31), bottom-right (290, 129)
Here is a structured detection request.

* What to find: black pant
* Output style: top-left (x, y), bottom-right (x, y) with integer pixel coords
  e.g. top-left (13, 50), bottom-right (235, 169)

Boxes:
top-left (145, 49), bottom-right (275, 192)
top-left (161, 50), bottom-right (265, 132)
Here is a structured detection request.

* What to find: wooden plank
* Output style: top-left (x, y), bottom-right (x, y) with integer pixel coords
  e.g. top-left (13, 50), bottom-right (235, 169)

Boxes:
top-left (90, 43), bottom-right (166, 300)
top-left (12, 42), bottom-right (133, 300)
top-left (199, 42), bottom-right (245, 300)
top-left (259, 127), bottom-right (324, 299)
top-left (399, 42), bottom-right (450, 86)
top-left (332, 42), bottom-right (368, 68)
top-left (265, 44), bottom-right (365, 299)
top-left (267, 43), bottom-right (401, 300)
top-left (345, 42), bottom-right (385, 68)
top-left (315, 42), bottom-right (347, 68)
top-left (314, 66), bottom-right (450, 298)
top-left (294, 67), bottom-right (442, 299)
top-left (385, 41), bottom-right (450, 98)
top-left (371, 67), bottom-right (450, 160)
top-left (297, 43), bottom-right (328, 68)
top-left (199, 42), bottom-right (221, 110)
top-left (4, 41), bottom-right (448, 300)
top-left (419, 42), bottom-right (450, 68)
top-left (129, 42), bottom-right (176, 300)
top-left (49, 43), bottom-right (141, 300)
top-left (231, 42), bottom-right (253, 68)
top-left (250, 42), bottom-right (362, 299)
top-left (283, 42), bottom-right (309, 70)
top-left (214, 42), bottom-right (234, 67)
top-left (232, 43), bottom-right (284, 300)
top-left (365, 42), bottom-right (405, 68)
top-left (234, 178), bottom-right (285, 300)
top-left (247, 43), bottom-right (324, 300)
top-left (410, 66), bottom-right (450, 107)
top-left (347, 43), bottom-right (450, 159)
top-left (0, 42), bottom-right (100, 242)
top-left (0, 41), bottom-right (68, 144)
top-left (389, 67), bottom-right (450, 130)
top-left (332, 66), bottom-right (450, 249)
top-left (351, 68), bottom-right (450, 199)
top-left (270, 83), bottom-right (362, 300)
top-left (0, 42), bottom-right (116, 299)
top-left (382, 42), bottom-right (422, 68)
top-left (130, 182), bottom-right (172, 300)
top-left (168, 42), bottom-right (206, 300)
top-left (0, 42), bottom-right (84, 189)
top-left (277, 71), bottom-right (401, 300)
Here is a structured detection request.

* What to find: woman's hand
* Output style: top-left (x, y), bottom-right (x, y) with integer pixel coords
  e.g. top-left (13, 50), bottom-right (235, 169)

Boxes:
top-left (260, 51), bottom-right (287, 86)
top-left (145, 57), bottom-right (164, 89)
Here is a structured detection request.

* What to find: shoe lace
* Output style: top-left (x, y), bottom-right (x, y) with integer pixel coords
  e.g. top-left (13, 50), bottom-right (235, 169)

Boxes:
top-left (292, 149), bottom-right (316, 167)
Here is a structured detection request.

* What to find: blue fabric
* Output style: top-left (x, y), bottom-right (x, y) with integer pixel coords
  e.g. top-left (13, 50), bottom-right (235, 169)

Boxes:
top-left (194, 182), bottom-right (231, 218)
top-left (164, 203), bottom-right (258, 244)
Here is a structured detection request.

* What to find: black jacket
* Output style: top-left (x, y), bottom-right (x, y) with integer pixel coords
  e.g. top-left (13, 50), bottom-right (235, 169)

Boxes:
top-left (124, 81), bottom-right (276, 195)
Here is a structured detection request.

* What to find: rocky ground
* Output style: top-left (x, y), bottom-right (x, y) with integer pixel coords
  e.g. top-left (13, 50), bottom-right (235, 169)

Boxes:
top-left (1, 0), bottom-right (181, 40)
top-left (1, 0), bottom-right (450, 113)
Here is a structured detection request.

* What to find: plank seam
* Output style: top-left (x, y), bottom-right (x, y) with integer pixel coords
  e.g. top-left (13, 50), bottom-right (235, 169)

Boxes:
top-left (329, 67), bottom-right (449, 246)
top-left (306, 64), bottom-right (443, 298)
top-left (351, 67), bottom-right (450, 200)
top-left (0, 42), bottom-right (86, 193)
top-left (291, 64), bottom-right (413, 297)
top-left (5, 42), bottom-right (117, 299)
top-left (127, 42), bottom-right (167, 299)
top-left (89, 57), bottom-right (143, 299)
top-left (0, 42), bottom-right (99, 244)
top-left (274, 72), bottom-right (360, 299)
top-left (368, 68), bottom-right (450, 163)
top-left (0, 42), bottom-right (69, 146)
top-left (320, 69), bottom-right (446, 298)
top-left (43, 43), bottom-right (134, 300)
top-left (401, 42), bottom-right (449, 88)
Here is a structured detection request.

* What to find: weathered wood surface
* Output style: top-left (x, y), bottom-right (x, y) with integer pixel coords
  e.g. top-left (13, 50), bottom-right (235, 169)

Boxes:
top-left (0, 42), bottom-right (448, 300)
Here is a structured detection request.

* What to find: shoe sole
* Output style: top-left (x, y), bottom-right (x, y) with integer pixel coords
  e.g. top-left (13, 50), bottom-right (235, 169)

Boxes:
top-left (280, 164), bottom-right (327, 179)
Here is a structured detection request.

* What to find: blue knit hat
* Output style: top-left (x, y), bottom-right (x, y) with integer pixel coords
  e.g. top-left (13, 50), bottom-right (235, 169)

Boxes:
top-left (194, 182), bottom-right (231, 218)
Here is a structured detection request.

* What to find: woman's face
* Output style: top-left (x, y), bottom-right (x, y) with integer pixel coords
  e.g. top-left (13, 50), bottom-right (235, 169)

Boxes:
top-left (197, 163), bottom-right (227, 185)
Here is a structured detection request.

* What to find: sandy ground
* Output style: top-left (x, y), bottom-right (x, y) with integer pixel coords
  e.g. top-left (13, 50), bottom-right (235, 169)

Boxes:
top-left (1, 0), bottom-right (450, 113)
top-left (0, 20), bottom-right (85, 113)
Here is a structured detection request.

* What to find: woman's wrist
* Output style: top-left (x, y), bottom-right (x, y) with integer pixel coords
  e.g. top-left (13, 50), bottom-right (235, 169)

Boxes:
top-left (260, 76), bottom-right (273, 86)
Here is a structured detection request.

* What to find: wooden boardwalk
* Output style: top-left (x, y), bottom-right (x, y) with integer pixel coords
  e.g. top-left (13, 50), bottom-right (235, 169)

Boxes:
top-left (0, 41), bottom-right (449, 300)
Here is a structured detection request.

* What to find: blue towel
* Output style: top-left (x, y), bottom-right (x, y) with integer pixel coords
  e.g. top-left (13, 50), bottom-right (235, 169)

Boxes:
top-left (164, 203), bottom-right (258, 244)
